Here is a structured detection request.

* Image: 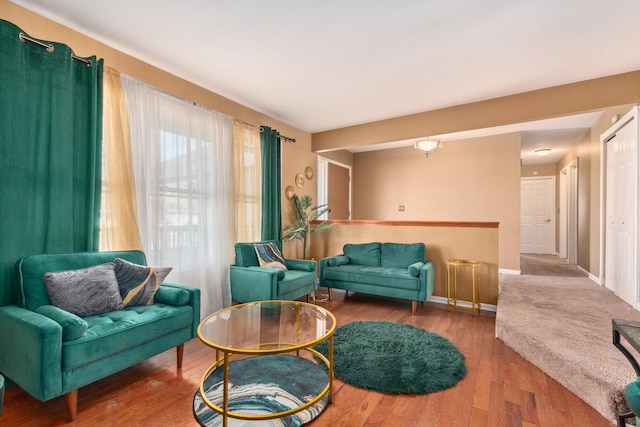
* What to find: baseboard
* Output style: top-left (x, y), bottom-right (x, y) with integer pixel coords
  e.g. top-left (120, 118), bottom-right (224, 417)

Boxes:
top-left (588, 272), bottom-right (602, 285)
top-left (499, 268), bottom-right (521, 275)
top-left (429, 295), bottom-right (497, 313)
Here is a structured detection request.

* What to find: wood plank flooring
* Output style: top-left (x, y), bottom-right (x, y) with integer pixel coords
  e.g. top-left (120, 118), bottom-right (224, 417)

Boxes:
top-left (1, 290), bottom-right (614, 426)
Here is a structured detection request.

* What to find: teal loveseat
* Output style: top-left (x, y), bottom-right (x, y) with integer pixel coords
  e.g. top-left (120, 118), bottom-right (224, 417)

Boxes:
top-left (319, 242), bottom-right (434, 315)
top-left (0, 250), bottom-right (200, 421)
top-left (230, 241), bottom-right (317, 303)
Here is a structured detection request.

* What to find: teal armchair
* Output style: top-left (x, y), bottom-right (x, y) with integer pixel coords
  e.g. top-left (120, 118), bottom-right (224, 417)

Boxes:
top-left (625, 377), bottom-right (640, 426)
top-left (230, 241), bottom-right (317, 303)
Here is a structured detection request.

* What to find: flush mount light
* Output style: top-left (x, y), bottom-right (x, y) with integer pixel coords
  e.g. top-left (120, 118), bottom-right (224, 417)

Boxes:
top-left (535, 148), bottom-right (552, 156)
top-left (415, 137), bottom-right (443, 158)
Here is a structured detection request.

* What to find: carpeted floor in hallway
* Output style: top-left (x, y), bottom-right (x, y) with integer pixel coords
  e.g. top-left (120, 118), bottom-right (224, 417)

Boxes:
top-left (520, 253), bottom-right (587, 277)
top-left (498, 256), bottom-right (640, 422)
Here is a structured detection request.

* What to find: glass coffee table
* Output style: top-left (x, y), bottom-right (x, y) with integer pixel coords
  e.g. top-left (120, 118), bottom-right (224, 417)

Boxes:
top-left (194, 300), bottom-right (336, 427)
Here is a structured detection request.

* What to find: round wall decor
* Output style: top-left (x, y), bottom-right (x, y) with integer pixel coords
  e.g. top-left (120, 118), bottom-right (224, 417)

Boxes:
top-left (305, 166), bottom-right (314, 180)
top-left (285, 186), bottom-right (294, 200)
top-left (295, 173), bottom-right (305, 188)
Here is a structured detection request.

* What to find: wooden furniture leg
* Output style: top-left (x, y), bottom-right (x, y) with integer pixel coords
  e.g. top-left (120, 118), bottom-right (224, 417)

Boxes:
top-left (65, 389), bottom-right (78, 421)
top-left (411, 301), bottom-right (417, 316)
top-left (327, 288), bottom-right (332, 300)
top-left (177, 344), bottom-right (184, 369)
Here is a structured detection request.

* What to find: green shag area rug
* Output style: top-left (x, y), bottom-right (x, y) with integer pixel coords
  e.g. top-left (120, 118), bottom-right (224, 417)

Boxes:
top-left (314, 321), bottom-right (467, 394)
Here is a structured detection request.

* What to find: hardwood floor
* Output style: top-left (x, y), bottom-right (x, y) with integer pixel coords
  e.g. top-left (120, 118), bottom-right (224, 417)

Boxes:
top-left (1, 291), bottom-right (614, 426)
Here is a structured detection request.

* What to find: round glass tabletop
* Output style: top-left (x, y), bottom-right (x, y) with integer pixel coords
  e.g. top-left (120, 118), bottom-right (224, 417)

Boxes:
top-left (198, 300), bottom-right (336, 354)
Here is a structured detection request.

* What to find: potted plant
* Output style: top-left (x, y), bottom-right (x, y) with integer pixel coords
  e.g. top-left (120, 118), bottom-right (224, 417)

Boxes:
top-left (283, 194), bottom-right (333, 260)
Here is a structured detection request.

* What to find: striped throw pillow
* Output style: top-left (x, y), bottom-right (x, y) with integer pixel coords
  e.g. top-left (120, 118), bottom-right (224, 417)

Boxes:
top-left (114, 258), bottom-right (172, 307)
top-left (254, 242), bottom-right (288, 271)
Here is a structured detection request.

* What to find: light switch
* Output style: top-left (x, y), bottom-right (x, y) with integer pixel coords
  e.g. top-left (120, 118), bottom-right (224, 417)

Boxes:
top-left (399, 205), bottom-right (405, 212)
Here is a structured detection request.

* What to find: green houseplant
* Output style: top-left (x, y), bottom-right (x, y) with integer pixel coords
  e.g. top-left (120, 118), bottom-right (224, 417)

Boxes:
top-left (283, 194), bottom-right (333, 260)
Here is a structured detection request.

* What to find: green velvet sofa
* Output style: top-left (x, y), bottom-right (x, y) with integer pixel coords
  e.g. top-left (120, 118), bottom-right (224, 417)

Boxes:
top-left (230, 240), bottom-right (317, 303)
top-left (0, 250), bottom-right (200, 421)
top-left (319, 242), bottom-right (434, 315)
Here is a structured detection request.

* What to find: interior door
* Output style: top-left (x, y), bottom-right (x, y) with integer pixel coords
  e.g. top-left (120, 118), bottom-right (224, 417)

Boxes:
top-left (521, 177), bottom-right (556, 254)
top-left (605, 116), bottom-right (638, 306)
top-left (328, 163), bottom-right (351, 219)
top-left (559, 160), bottom-right (579, 263)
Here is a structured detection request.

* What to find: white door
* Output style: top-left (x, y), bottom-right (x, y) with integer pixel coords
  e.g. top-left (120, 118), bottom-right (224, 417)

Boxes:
top-left (521, 177), bottom-right (556, 254)
top-left (605, 115), bottom-right (638, 307)
top-left (558, 160), bottom-right (579, 264)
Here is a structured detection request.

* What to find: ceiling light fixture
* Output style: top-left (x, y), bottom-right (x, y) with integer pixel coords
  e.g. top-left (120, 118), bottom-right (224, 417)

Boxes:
top-left (415, 137), bottom-right (443, 158)
top-left (535, 148), bottom-right (552, 156)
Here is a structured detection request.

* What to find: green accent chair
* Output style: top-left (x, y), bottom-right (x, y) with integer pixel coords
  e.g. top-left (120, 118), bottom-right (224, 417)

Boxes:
top-left (0, 250), bottom-right (200, 421)
top-left (230, 241), bottom-right (317, 303)
top-left (625, 377), bottom-right (640, 425)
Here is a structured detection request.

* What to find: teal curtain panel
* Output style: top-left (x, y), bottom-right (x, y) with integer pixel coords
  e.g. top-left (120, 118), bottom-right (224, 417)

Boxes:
top-left (260, 126), bottom-right (282, 242)
top-left (0, 19), bottom-right (104, 306)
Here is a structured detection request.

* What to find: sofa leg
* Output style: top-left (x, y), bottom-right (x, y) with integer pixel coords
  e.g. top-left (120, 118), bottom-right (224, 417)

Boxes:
top-left (327, 288), bottom-right (332, 300)
top-left (65, 389), bottom-right (78, 421)
top-left (177, 344), bottom-right (184, 369)
top-left (411, 301), bottom-right (417, 316)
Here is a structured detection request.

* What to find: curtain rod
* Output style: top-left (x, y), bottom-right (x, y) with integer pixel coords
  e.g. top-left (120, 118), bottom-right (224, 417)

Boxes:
top-left (259, 126), bottom-right (296, 143)
top-left (118, 72), bottom-right (233, 123)
top-left (19, 32), bottom-right (92, 67)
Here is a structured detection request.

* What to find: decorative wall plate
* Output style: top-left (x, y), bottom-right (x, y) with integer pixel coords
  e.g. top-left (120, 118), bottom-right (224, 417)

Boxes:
top-left (285, 186), bottom-right (294, 200)
top-left (295, 173), bottom-right (305, 189)
top-left (305, 166), bottom-right (314, 180)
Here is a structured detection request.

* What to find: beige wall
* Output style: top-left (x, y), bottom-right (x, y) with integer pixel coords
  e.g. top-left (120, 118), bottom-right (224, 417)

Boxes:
top-left (313, 90), bottom-right (640, 276)
top-left (309, 222), bottom-right (500, 305)
top-left (319, 149), bottom-right (354, 167)
top-left (313, 72), bottom-right (640, 152)
top-left (349, 133), bottom-right (521, 271)
top-left (281, 141), bottom-right (318, 258)
top-left (521, 164), bottom-right (557, 177)
top-left (556, 130), bottom-right (592, 270)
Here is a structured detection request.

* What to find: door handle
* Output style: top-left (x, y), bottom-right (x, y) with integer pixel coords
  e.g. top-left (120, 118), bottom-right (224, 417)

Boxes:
top-left (546, 219), bottom-right (551, 223)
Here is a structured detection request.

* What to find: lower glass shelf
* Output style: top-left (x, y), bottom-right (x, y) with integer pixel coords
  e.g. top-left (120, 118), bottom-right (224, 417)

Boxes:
top-left (193, 354), bottom-right (329, 426)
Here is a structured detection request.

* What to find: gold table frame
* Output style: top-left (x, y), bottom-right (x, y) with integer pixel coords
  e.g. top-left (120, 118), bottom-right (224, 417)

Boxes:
top-left (197, 300), bottom-right (336, 427)
top-left (446, 259), bottom-right (482, 316)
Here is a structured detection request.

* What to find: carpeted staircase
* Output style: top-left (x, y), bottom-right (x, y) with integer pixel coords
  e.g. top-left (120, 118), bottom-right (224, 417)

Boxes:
top-left (497, 266), bottom-right (640, 422)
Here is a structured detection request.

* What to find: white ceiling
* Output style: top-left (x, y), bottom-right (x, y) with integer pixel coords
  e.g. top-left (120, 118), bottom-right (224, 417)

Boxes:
top-left (10, 0), bottom-right (640, 164)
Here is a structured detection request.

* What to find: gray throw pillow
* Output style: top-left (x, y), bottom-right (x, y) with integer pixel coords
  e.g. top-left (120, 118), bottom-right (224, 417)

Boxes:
top-left (43, 263), bottom-right (124, 317)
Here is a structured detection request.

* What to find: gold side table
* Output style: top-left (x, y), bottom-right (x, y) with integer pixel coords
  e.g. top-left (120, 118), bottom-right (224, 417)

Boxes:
top-left (446, 259), bottom-right (481, 316)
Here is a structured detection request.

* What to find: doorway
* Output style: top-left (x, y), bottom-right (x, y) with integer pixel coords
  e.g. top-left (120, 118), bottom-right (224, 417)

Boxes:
top-left (520, 176), bottom-right (556, 254)
top-left (317, 157), bottom-right (352, 220)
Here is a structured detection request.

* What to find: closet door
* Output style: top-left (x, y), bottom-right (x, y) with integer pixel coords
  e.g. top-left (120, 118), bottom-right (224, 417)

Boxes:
top-left (604, 113), bottom-right (638, 307)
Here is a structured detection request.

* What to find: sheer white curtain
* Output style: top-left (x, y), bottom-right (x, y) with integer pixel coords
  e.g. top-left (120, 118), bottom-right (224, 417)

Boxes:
top-left (232, 119), bottom-right (262, 243)
top-left (121, 75), bottom-right (233, 316)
